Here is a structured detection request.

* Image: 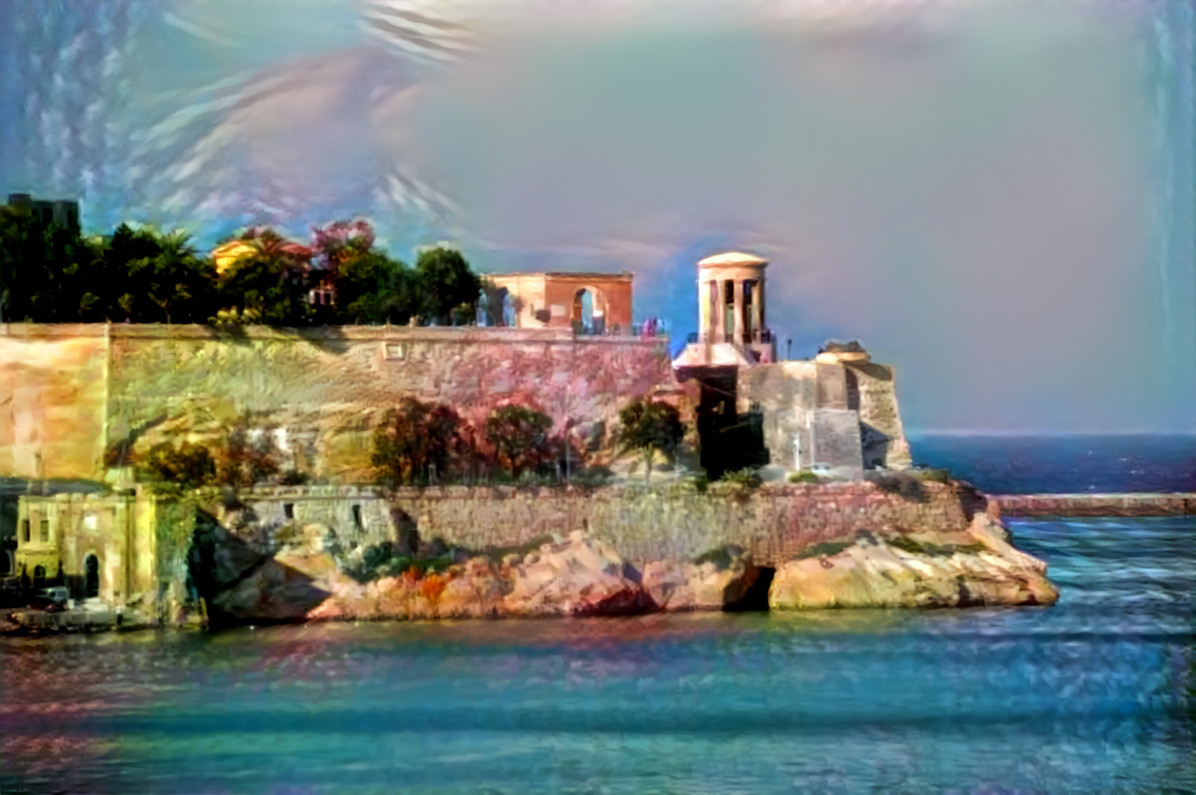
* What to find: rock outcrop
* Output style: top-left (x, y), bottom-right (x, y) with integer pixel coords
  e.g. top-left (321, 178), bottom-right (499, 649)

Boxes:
top-left (769, 514), bottom-right (1058, 609)
top-left (642, 547), bottom-right (761, 611)
top-left (206, 513), bottom-right (1057, 623)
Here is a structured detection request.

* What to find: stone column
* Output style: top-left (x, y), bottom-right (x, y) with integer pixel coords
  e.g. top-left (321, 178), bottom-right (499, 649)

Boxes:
top-left (733, 280), bottom-right (745, 344)
top-left (713, 280), bottom-right (725, 342)
top-left (751, 280), bottom-right (763, 342)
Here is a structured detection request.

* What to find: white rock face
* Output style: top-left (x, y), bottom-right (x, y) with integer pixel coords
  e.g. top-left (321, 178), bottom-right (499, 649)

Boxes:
top-left (502, 531), bottom-right (651, 617)
top-left (769, 514), bottom-right (1059, 610)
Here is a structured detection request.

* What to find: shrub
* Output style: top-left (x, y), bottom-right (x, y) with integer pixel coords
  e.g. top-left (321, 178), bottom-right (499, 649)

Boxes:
top-left (484, 404), bottom-right (554, 476)
top-left (788, 471), bottom-right (821, 484)
top-left (721, 468), bottom-right (762, 489)
top-left (141, 441), bottom-right (217, 489)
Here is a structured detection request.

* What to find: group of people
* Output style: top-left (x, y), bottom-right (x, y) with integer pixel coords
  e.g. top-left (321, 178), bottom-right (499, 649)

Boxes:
top-left (640, 317), bottom-right (666, 338)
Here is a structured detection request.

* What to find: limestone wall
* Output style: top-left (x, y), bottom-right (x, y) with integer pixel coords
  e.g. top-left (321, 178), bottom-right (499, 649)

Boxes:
top-left (0, 330), bottom-right (108, 479)
top-left (0, 324), bottom-right (681, 482)
top-left (282, 481), bottom-right (973, 567)
top-left (847, 361), bottom-right (912, 469)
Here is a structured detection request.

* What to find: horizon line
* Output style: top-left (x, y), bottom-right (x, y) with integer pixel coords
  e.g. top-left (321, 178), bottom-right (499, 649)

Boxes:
top-left (908, 429), bottom-right (1196, 437)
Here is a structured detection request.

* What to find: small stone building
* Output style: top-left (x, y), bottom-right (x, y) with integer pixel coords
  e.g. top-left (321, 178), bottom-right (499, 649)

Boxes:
top-left (12, 485), bottom-right (403, 609)
top-left (483, 272), bottom-right (634, 334)
top-left (13, 490), bottom-right (162, 605)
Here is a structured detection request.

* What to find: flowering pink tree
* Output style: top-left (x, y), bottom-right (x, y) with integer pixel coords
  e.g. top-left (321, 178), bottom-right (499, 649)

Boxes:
top-left (310, 220), bottom-right (376, 270)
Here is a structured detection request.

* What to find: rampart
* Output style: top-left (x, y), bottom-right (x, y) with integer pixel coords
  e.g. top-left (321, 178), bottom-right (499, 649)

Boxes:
top-left (231, 480), bottom-right (978, 568)
top-left (0, 324), bottom-right (682, 482)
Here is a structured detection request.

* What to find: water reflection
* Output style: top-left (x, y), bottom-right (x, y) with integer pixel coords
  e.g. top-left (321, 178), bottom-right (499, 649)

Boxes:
top-left (1, 517), bottom-right (1193, 792)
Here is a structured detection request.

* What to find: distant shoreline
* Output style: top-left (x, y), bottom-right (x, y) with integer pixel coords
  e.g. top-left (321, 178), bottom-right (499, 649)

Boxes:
top-left (990, 492), bottom-right (1195, 518)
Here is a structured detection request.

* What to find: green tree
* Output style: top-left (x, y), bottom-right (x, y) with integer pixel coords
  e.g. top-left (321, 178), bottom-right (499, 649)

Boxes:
top-left (213, 228), bottom-right (316, 326)
top-left (412, 246), bottom-right (479, 324)
top-left (124, 231), bottom-right (216, 323)
top-left (616, 397), bottom-right (685, 484)
top-left (334, 250), bottom-right (413, 324)
top-left (141, 441), bottom-right (217, 489)
top-left (0, 205), bottom-right (93, 322)
top-left (484, 404), bottom-right (554, 476)
top-left (216, 255), bottom-right (313, 326)
top-left (371, 397), bottom-right (468, 486)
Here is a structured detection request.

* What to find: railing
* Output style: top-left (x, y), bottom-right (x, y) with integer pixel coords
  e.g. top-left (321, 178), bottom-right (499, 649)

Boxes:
top-left (573, 320), bottom-right (669, 339)
top-left (687, 329), bottom-right (774, 345)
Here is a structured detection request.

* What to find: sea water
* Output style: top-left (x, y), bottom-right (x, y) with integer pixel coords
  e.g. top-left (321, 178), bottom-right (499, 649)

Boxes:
top-left (1, 515), bottom-right (1192, 793)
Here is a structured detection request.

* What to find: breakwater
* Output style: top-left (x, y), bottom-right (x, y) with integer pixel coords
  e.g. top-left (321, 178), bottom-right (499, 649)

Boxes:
top-left (991, 492), bottom-right (1196, 517)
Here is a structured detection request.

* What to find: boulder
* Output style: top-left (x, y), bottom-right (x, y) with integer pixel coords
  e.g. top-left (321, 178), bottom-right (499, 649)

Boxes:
top-left (212, 558), bottom-right (333, 621)
top-left (770, 514), bottom-right (1059, 609)
top-left (642, 548), bottom-right (761, 611)
top-left (436, 558), bottom-right (507, 619)
top-left (502, 530), bottom-right (654, 617)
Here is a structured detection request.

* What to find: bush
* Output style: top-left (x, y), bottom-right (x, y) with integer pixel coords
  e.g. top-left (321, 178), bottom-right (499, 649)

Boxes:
top-left (484, 403), bottom-right (554, 477)
top-left (721, 468), bottom-right (762, 489)
top-left (141, 441), bottom-right (217, 489)
top-left (343, 541), bottom-right (456, 584)
top-left (788, 471), bottom-right (821, 484)
top-left (913, 468), bottom-right (951, 484)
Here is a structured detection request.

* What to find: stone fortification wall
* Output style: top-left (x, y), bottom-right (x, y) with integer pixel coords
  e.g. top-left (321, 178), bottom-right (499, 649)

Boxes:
top-left (0, 330), bottom-right (109, 479)
top-left (0, 324), bottom-right (681, 482)
top-left (265, 481), bottom-right (974, 568)
top-left (846, 361), bottom-right (912, 468)
top-left (738, 359), bottom-right (910, 472)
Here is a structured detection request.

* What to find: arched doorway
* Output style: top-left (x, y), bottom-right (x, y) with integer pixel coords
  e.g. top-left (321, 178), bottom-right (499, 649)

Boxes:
top-left (572, 288), bottom-right (605, 334)
top-left (32, 565), bottom-right (46, 591)
top-left (85, 554), bottom-right (100, 599)
top-left (0, 550), bottom-right (11, 576)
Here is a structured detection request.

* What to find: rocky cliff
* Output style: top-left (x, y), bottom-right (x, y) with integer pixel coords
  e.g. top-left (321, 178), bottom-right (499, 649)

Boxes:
top-left (203, 514), bottom-right (1056, 624)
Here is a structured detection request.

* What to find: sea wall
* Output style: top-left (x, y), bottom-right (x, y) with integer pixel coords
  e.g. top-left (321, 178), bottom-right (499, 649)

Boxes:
top-left (0, 324), bottom-right (682, 482)
top-left (993, 492), bottom-right (1196, 517)
top-left (232, 480), bottom-right (978, 568)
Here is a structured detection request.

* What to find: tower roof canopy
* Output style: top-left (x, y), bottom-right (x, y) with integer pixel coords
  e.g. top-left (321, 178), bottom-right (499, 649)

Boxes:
top-left (698, 251), bottom-right (768, 268)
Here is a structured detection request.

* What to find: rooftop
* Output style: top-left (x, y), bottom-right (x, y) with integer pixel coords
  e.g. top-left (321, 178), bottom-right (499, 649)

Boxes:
top-left (698, 252), bottom-right (768, 268)
top-left (484, 271), bottom-right (633, 281)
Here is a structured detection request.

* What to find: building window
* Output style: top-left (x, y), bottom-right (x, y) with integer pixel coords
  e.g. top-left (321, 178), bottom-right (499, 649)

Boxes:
top-left (284, 503), bottom-right (294, 521)
top-left (384, 342), bottom-right (406, 360)
top-left (352, 505), bottom-right (363, 530)
top-left (39, 520), bottom-right (49, 544)
top-left (21, 520), bottom-right (30, 544)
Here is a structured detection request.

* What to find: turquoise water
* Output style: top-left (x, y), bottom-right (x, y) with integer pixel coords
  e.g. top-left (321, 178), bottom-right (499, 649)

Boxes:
top-left (2, 517), bottom-right (1193, 793)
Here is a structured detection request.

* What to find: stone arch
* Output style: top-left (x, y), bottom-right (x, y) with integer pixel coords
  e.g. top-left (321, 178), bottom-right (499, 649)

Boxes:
top-left (571, 286), bottom-right (609, 333)
top-left (84, 552), bottom-right (100, 599)
top-left (32, 565), bottom-right (46, 591)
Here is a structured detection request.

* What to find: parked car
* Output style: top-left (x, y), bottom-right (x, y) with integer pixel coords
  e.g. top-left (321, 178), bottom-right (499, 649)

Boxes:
top-left (40, 587), bottom-right (69, 606)
top-left (27, 587), bottom-right (69, 612)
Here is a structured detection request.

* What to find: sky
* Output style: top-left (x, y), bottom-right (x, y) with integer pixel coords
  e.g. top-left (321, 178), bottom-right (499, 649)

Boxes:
top-left (0, 0), bottom-right (1193, 433)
